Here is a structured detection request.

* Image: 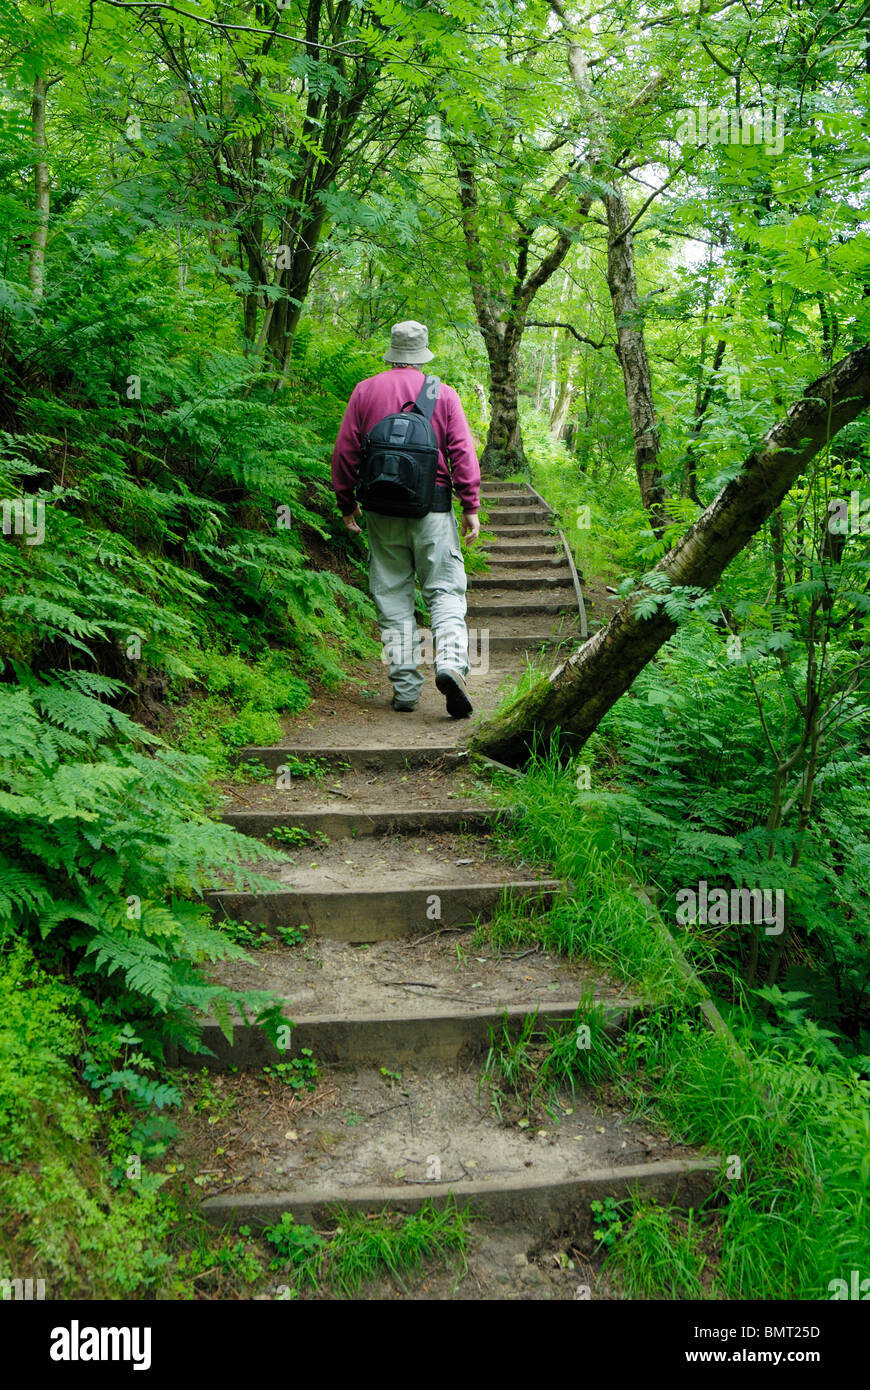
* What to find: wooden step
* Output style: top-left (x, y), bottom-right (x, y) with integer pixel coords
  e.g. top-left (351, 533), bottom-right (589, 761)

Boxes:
top-left (194, 1050), bottom-right (719, 1229)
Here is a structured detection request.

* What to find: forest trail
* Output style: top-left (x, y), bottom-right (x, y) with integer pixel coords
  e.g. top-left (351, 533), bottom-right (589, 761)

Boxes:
top-left (179, 482), bottom-right (717, 1299)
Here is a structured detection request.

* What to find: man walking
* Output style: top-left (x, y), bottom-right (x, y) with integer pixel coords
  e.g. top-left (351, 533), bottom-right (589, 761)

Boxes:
top-left (332, 321), bottom-right (481, 718)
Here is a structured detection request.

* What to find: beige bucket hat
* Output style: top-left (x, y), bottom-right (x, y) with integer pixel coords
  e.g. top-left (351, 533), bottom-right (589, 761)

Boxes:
top-left (383, 320), bottom-right (435, 364)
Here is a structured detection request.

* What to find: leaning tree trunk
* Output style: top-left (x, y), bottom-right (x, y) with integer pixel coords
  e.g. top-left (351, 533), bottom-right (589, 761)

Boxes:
top-left (470, 342), bottom-right (870, 766)
top-left (29, 75), bottom-right (50, 299)
top-left (482, 331), bottom-right (527, 476)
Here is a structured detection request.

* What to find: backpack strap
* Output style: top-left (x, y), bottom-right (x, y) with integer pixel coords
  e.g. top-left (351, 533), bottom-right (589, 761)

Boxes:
top-left (413, 374), bottom-right (440, 422)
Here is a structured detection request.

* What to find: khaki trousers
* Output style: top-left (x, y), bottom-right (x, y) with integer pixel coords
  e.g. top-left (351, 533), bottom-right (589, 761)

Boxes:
top-left (364, 509), bottom-right (469, 704)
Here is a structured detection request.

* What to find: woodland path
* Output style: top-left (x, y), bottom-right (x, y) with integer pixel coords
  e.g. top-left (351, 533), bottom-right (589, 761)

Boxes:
top-left (178, 481), bottom-right (716, 1300)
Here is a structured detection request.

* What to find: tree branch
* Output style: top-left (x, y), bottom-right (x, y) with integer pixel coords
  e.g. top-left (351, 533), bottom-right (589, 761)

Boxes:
top-left (526, 320), bottom-right (606, 348)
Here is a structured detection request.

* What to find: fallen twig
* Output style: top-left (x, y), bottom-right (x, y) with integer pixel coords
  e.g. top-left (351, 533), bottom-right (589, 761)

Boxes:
top-left (377, 978), bottom-right (438, 988)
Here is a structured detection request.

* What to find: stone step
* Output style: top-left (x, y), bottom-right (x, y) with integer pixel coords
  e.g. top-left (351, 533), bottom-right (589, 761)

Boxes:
top-left (207, 879), bottom-right (565, 942)
top-left (470, 572), bottom-right (573, 590)
top-left (189, 1063), bottom-right (719, 1229)
top-left (480, 481), bottom-right (527, 492)
top-left (221, 804), bottom-right (503, 840)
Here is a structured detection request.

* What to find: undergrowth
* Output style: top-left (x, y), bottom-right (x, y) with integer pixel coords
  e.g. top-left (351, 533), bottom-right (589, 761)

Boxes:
top-left (263, 1201), bottom-right (472, 1298)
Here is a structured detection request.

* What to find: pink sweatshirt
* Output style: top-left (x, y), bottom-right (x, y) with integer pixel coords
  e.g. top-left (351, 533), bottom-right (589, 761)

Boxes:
top-left (331, 366), bottom-right (481, 516)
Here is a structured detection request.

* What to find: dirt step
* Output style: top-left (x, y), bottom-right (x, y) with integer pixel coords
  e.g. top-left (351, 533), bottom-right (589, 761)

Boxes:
top-left (237, 744), bottom-right (468, 773)
top-left (486, 636), bottom-right (573, 653)
top-left (483, 556), bottom-right (568, 570)
top-left (483, 530), bottom-right (553, 542)
top-left (470, 572), bottom-right (573, 589)
top-left (219, 762), bottom-right (489, 811)
top-left (227, 829), bottom-right (549, 890)
top-left (190, 935), bottom-right (640, 1067)
top-left (188, 1064), bottom-right (718, 1230)
top-left (481, 612), bottom-right (581, 637)
top-left (486, 541), bottom-right (562, 556)
top-left (202, 1158), bottom-right (719, 1232)
top-left (191, 997), bottom-right (640, 1071)
top-left (486, 509), bottom-right (553, 526)
top-left (232, 669), bottom-right (524, 765)
top-left (207, 878), bottom-right (565, 942)
top-left (222, 804), bottom-right (504, 840)
top-left (467, 595), bottom-right (576, 617)
top-left (480, 482), bottom-right (527, 493)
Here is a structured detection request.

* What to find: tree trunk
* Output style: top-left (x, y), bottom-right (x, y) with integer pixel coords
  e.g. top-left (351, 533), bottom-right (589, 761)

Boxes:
top-left (268, 204), bottom-right (329, 372)
top-left (470, 343), bottom-right (870, 766)
top-left (453, 152), bottom-right (581, 478)
top-left (550, 356), bottom-right (575, 438)
top-left (534, 346), bottom-right (548, 411)
top-left (482, 332), bottom-right (527, 476)
top-left (29, 75), bottom-right (50, 299)
top-left (681, 338), bottom-right (726, 502)
top-left (602, 187), bottom-right (666, 530)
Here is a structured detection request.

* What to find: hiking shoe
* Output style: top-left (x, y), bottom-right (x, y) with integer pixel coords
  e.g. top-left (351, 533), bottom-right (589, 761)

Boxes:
top-left (391, 695), bottom-right (418, 712)
top-left (435, 669), bottom-right (473, 719)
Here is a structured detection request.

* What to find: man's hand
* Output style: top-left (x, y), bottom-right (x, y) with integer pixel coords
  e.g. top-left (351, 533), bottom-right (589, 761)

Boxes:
top-left (461, 510), bottom-right (480, 544)
top-left (342, 504), bottom-right (363, 534)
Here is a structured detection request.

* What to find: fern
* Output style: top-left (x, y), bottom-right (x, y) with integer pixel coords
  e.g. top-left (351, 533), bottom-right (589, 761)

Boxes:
top-left (0, 674), bottom-right (288, 1050)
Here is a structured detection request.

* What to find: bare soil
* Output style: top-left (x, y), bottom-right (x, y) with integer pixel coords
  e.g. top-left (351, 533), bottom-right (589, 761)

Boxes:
top-left (206, 934), bottom-right (634, 1018)
top-left (232, 829), bottom-right (555, 893)
top-left (173, 1063), bottom-right (691, 1200)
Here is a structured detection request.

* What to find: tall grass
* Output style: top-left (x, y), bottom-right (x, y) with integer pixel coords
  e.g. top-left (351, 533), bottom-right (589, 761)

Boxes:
top-left (478, 742), bottom-right (870, 1299)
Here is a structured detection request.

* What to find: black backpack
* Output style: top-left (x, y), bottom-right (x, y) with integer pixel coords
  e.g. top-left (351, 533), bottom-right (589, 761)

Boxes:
top-left (356, 375), bottom-right (441, 518)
